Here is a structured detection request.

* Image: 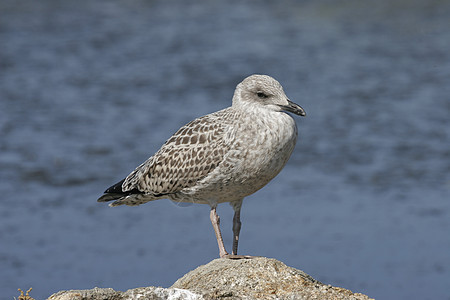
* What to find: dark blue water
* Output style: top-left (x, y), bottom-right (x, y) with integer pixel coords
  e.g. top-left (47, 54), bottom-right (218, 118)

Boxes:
top-left (1, 1), bottom-right (449, 299)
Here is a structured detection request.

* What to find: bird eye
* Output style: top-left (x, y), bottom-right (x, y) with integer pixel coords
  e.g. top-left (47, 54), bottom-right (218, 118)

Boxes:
top-left (257, 92), bottom-right (268, 99)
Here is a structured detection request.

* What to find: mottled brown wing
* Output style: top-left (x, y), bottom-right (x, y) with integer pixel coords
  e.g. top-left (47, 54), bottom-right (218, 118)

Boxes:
top-left (121, 110), bottom-right (233, 195)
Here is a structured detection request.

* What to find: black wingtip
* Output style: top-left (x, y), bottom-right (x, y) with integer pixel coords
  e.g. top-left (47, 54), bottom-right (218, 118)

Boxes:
top-left (97, 193), bottom-right (123, 202)
top-left (100, 178), bottom-right (145, 203)
top-left (105, 179), bottom-right (126, 193)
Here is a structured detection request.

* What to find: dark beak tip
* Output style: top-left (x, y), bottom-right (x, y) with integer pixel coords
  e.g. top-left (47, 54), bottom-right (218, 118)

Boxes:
top-left (293, 106), bottom-right (306, 117)
top-left (285, 99), bottom-right (306, 117)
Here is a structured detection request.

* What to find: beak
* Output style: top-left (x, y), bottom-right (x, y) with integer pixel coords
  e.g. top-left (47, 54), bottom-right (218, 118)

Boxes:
top-left (280, 99), bottom-right (306, 117)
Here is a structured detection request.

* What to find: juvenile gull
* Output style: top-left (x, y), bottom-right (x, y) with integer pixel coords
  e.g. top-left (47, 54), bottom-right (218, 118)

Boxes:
top-left (98, 74), bottom-right (306, 258)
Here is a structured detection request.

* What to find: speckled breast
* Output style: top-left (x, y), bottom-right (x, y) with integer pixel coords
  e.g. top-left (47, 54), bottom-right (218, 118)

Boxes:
top-left (174, 110), bottom-right (298, 205)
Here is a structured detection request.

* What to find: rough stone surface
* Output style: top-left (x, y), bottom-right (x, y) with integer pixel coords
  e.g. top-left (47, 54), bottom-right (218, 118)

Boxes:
top-left (47, 287), bottom-right (202, 300)
top-left (172, 257), bottom-right (372, 300)
top-left (47, 258), bottom-right (372, 300)
top-left (47, 287), bottom-right (121, 300)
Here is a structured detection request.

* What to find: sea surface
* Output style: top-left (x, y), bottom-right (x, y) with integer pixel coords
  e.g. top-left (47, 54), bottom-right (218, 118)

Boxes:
top-left (1, 1), bottom-right (449, 299)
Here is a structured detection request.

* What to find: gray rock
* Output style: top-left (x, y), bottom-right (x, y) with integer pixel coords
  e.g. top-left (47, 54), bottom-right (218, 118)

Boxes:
top-left (47, 287), bottom-right (120, 300)
top-left (47, 286), bottom-right (202, 300)
top-left (172, 257), bottom-right (372, 300)
top-left (47, 257), bottom-right (372, 300)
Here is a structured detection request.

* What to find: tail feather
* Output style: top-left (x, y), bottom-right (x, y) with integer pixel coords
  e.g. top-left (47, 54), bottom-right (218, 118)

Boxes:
top-left (109, 194), bottom-right (151, 206)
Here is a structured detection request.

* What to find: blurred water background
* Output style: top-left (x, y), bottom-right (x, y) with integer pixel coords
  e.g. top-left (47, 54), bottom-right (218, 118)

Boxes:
top-left (1, 0), bottom-right (449, 299)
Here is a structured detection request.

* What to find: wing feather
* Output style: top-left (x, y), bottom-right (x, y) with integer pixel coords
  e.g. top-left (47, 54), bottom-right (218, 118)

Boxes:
top-left (122, 109), bottom-right (234, 195)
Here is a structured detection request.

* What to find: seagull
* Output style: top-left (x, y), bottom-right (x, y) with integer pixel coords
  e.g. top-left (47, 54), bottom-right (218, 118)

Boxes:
top-left (98, 74), bottom-right (306, 258)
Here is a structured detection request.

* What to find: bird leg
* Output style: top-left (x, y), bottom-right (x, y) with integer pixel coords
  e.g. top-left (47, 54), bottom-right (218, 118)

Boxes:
top-left (232, 205), bottom-right (241, 255)
top-left (210, 206), bottom-right (229, 258)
